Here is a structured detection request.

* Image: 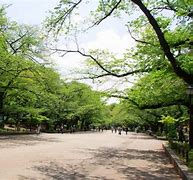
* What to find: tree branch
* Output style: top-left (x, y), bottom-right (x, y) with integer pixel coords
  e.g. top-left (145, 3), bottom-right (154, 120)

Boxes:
top-left (5, 31), bottom-right (28, 54)
top-left (48, 0), bottom-right (82, 33)
top-left (52, 48), bottom-right (143, 78)
top-left (162, 0), bottom-right (193, 18)
top-left (89, 0), bottom-right (122, 28)
top-left (139, 99), bottom-right (187, 110)
top-left (170, 38), bottom-right (193, 48)
top-left (127, 27), bottom-right (154, 45)
top-left (131, 0), bottom-right (193, 85)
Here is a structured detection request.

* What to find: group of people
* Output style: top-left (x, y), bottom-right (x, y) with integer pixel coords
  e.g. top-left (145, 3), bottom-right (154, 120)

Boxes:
top-left (111, 126), bottom-right (129, 135)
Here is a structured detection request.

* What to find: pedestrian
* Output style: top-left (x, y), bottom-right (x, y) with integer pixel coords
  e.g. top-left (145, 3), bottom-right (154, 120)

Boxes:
top-left (118, 127), bottom-right (122, 135)
top-left (36, 124), bottom-right (41, 135)
top-left (61, 125), bottom-right (64, 134)
top-left (177, 126), bottom-right (185, 142)
top-left (125, 127), bottom-right (128, 135)
top-left (115, 127), bottom-right (117, 133)
top-left (135, 127), bottom-right (139, 133)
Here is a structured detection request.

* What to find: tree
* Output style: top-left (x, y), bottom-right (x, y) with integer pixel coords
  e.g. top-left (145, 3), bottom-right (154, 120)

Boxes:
top-left (0, 6), bottom-right (56, 130)
top-left (0, 5), bottom-right (108, 133)
top-left (54, 81), bottom-right (105, 131)
top-left (124, 70), bottom-right (189, 132)
top-left (46, 0), bottom-right (193, 84)
top-left (128, 70), bottom-right (187, 109)
top-left (46, 0), bottom-right (193, 146)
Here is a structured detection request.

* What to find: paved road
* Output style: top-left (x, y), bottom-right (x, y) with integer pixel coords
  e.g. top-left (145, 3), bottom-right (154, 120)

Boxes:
top-left (0, 131), bottom-right (180, 180)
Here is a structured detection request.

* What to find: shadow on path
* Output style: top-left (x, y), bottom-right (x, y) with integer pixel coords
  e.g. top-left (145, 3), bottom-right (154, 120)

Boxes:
top-left (18, 147), bottom-right (180, 180)
top-left (0, 134), bottom-right (60, 148)
top-left (88, 147), bottom-right (180, 179)
top-left (18, 162), bottom-right (111, 180)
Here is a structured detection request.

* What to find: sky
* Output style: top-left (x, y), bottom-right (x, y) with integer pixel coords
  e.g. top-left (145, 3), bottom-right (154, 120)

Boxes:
top-left (0, 0), bottom-right (135, 92)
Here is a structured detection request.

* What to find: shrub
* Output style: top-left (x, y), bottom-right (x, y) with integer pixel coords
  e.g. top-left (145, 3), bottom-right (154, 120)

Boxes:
top-left (160, 116), bottom-right (177, 139)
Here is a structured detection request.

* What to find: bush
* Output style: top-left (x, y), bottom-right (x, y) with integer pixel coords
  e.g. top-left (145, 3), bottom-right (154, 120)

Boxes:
top-left (160, 116), bottom-right (177, 140)
top-left (188, 150), bottom-right (193, 170)
top-left (169, 140), bottom-right (190, 163)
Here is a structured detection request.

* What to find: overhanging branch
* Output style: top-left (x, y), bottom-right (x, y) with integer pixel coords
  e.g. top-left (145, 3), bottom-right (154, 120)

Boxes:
top-left (131, 0), bottom-right (193, 85)
top-left (139, 99), bottom-right (187, 109)
top-left (89, 0), bottom-right (122, 29)
top-left (127, 27), bottom-right (153, 45)
top-left (51, 48), bottom-right (144, 78)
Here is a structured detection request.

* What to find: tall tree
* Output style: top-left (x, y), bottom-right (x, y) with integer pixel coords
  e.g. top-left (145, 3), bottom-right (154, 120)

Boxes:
top-left (46, 0), bottom-right (193, 146)
top-left (46, 0), bottom-right (193, 84)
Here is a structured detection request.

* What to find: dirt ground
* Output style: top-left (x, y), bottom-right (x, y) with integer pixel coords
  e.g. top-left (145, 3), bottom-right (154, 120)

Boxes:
top-left (0, 131), bottom-right (181, 180)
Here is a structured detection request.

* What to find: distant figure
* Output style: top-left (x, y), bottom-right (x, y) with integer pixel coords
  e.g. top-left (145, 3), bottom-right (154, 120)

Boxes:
top-left (135, 127), bottom-right (139, 133)
top-left (72, 125), bottom-right (76, 133)
top-left (125, 127), bottom-right (128, 135)
top-left (36, 124), bottom-right (41, 135)
top-left (57, 126), bottom-right (60, 133)
top-left (178, 126), bottom-right (185, 142)
top-left (118, 127), bottom-right (122, 135)
top-left (147, 128), bottom-right (152, 135)
top-left (61, 125), bottom-right (64, 134)
top-left (115, 127), bottom-right (117, 133)
top-left (111, 127), bottom-right (114, 133)
top-left (70, 126), bottom-right (72, 133)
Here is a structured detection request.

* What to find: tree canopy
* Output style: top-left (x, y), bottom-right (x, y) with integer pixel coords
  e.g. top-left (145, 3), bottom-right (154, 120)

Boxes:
top-left (1, 0), bottom-right (193, 143)
top-left (44, 0), bottom-right (193, 139)
top-left (0, 6), bottom-right (107, 132)
top-left (46, 0), bottom-right (193, 84)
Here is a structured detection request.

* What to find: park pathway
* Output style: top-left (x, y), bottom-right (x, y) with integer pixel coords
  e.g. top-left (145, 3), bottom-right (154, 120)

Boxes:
top-left (0, 131), bottom-right (180, 179)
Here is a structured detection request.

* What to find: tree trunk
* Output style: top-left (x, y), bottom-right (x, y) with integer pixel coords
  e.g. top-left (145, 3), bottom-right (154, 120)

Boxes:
top-left (131, 0), bottom-right (193, 85)
top-left (189, 95), bottom-right (193, 149)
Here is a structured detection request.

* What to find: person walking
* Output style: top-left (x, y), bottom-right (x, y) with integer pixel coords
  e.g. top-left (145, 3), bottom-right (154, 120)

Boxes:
top-left (125, 127), bottom-right (128, 135)
top-left (36, 124), bottom-right (41, 135)
top-left (111, 126), bottom-right (114, 133)
top-left (115, 127), bottom-right (117, 133)
top-left (118, 127), bottom-right (122, 135)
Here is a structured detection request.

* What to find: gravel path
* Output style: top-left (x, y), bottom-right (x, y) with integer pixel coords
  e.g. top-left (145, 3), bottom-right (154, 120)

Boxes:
top-left (0, 131), bottom-right (181, 180)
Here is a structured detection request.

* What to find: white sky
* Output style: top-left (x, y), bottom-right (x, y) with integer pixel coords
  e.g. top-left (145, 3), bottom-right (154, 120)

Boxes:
top-left (0, 0), bottom-right (135, 94)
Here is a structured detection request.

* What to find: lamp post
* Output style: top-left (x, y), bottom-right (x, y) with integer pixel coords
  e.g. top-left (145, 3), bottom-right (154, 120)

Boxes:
top-left (186, 86), bottom-right (193, 149)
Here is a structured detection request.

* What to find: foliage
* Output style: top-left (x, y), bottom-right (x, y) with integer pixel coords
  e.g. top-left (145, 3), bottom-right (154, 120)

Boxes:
top-left (128, 70), bottom-right (187, 108)
top-left (108, 69), bottom-right (189, 133)
top-left (160, 115), bottom-right (177, 139)
top-left (188, 150), bottom-right (193, 170)
top-left (0, 6), bottom-right (107, 132)
top-left (44, 0), bottom-right (192, 135)
top-left (45, 0), bottom-right (193, 83)
top-left (169, 140), bottom-right (189, 163)
top-left (2, 0), bottom-right (193, 140)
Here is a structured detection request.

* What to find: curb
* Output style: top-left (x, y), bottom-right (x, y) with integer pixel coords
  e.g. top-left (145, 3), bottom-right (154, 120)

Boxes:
top-left (162, 143), bottom-right (193, 180)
